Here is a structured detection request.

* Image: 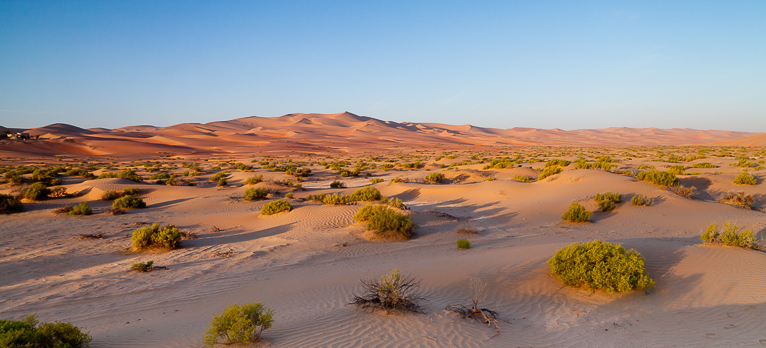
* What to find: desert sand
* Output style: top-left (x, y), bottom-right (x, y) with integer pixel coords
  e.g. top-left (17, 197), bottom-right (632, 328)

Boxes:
top-left (2, 112), bottom-right (766, 347)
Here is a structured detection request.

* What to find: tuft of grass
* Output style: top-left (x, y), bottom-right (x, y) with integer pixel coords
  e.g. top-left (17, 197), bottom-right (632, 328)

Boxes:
top-left (123, 187), bottom-right (140, 195)
top-left (512, 175), bottom-right (531, 183)
top-left (370, 178), bottom-right (384, 184)
top-left (204, 303), bottom-right (274, 346)
top-left (548, 240), bottom-right (655, 293)
top-left (456, 239), bottom-right (471, 249)
top-left (118, 169), bottom-right (142, 182)
top-left (352, 269), bottom-right (424, 314)
top-left (245, 174), bottom-right (264, 185)
top-left (692, 162), bottom-right (717, 168)
top-left (631, 194), bottom-right (653, 206)
top-left (594, 192), bottom-right (621, 212)
top-left (285, 192), bottom-right (294, 199)
top-left (561, 202), bottom-right (592, 223)
top-left (261, 200), bottom-right (291, 215)
top-left (131, 260), bottom-right (153, 272)
top-left (68, 202), bottom-right (92, 216)
top-left (733, 171), bottom-right (756, 185)
top-left (667, 184), bottom-right (697, 199)
top-left (701, 221), bottom-right (758, 249)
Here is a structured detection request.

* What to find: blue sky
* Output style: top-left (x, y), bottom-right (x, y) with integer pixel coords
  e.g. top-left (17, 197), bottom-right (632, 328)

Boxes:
top-left (1, 0), bottom-right (764, 131)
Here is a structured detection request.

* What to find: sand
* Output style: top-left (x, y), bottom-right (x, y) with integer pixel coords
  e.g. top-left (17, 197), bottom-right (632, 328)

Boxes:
top-left (2, 113), bottom-right (766, 347)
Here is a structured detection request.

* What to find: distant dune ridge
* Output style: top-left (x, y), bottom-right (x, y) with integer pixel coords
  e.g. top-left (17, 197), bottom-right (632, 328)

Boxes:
top-left (1, 112), bottom-right (764, 157)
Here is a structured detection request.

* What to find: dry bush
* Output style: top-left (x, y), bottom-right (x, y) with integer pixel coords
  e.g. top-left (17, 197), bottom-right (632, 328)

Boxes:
top-left (718, 191), bottom-right (753, 210)
top-left (0, 194), bottom-right (23, 213)
top-left (352, 269), bottom-right (424, 314)
top-left (455, 221), bottom-right (478, 234)
top-left (667, 184), bottom-right (697, 199)
top-left (445, 278), bottom-right (500, 332)
top-left (53, 205), bottom-right (73, 214)
top-left (631, 194), bottom-right (653, 206)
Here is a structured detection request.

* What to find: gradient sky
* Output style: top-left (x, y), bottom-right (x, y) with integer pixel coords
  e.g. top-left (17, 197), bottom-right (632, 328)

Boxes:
top-left (1, 0), bottom-right (765, 131)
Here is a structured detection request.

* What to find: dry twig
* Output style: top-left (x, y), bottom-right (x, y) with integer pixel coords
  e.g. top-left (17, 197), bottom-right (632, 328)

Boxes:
top-left (446, 278), bottom-right (501, 332)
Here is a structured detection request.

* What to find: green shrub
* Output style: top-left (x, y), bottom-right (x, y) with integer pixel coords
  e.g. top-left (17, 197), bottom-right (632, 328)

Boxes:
top-left (24, 182), bottom-right (50, 201)
top-left (701, 221), bottom-right (757, 249)
top-left (424, 172), bottom-right (445, 183)
top-left (594, 192), bottom-right (621, 212)
top-left (391, 177), bottom-right (404, 183)
top-left (0, 314), bottom-right (92, 348)
top-left (123, 187), bottom-right (140, 195)
top-left (68, 202), bottom-right (92, 216)
top-left (733, 171), bottom-right (756, 185)
top-left (322, 193), bottom-right (349, 205)
top-left (385, 197), bottom-right (404, 209)
top-left (285, 192), bottom-right (294, 199)
top-left (113, 195), bottom-right (147, 209)
top-left (546, 159), bottom-right (571, 167)
top-left (350, 186), bottom-right (382, 201)
top-left (131, 223), bottom-right (181, 250)
top-left (667, 165), bottom-right (685, 175)
top-left (243, 188), bottom-right (270, 201)
top-left (548, 240), bottom-right (655, 293)
top-left (204, 303), bottom-right (274, 346)
top-left (4, 171), bottom-right (23, 185)
top-left (370, 178), bottom-right (384, 184)
top-left (0, 194), bottom-right (23, 213)
top-left (538, 165), bottom-right (562, 180)
top-left (456, 239), bottom-right (471, 249)
top-left (330, 180), bottom-right (345, 188)
top-left (692, 162), bottom-right (717, 168)
top-left (354, 205), bottom-right (415, 239)
top-left (131, 260), bottom-right (153, 272)
top-left (217, 177), bottom-right (228, 186)
top-left (97, 172), bottom-right (118, 179)
top-left (261, 200), bottom-right (291, 215)
top-left (512, 175), bottom-right (531, 183)
top-left (245, 175), bottom-right (264, 185)
top-left (149, 172), bottom-right (171, 180)
top-left (561, 202), bottom-right (592, 222)
top-left (102, 190), bottom-right (121, 200)
top-left (631, 194), bottom-right (653, 206)
top-left (210, 172), bottom-right (228, 182)
top-left (118, 169), bottom-right (142, 182)
top-left (636, 170), bottom-right (679, 186)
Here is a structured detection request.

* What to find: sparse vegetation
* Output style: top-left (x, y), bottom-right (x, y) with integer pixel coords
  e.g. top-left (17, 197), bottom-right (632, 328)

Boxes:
top-left (512, 175), bottom-right (531, 183)
top-left (538, 165), bottom-right (562, 180)
top-left (203, 303), bottom-right (274, 346)
top-left (370, 178), bottom-right (384, 184)
top-left (548, 240), bottom-right (655, 293)
top-left (636, 170), bottom-right (680, 186)
top-left (352, 269), bottom-right (424, 314)
top-left (118, 169), bottom-right (142, 182)
top-left (113, 195), bottom-right (147, 209)
top-left (668, 184), bottom-right (697, 199)
top-left (245, 174), bottom-right (264, 185)
top-left (561, 202), bottom-right (592, 222)
top-left (68, 202), bottom-right (92, 216)
top-left (733, 171), bottom-right (757, 185)
top-left (101, 189), bottom-right (121, 200)
top-left (261, 200), bottom-right (291, 215)
top-left (718, 191), bottom-right (753, 210)
top-left (243, 188), bottom-right (270, 201)
top-left (424, 172), bottom-right (445, 183)
top-left (456, 239), bottom-right (471, 249)
top-left (0, 194), bottom-right (23, 213)
top-left (131, 260), bottom-right (154, 272)
top-left (123, 187), bottom-right (140, 195)
top-left (24, 182), bottom-right (50, 200)
top-left (349, 186), bottom-right (382, 201)
top-left (354, 205), bottom-right (415, 239)
top-left (131, 223), bottom-right (181, 250)
top-left (329, 180), bottom-right (345, 188)
top-left (631, 194), bottom-right (653, 206)
top-left (692, 162), bottom-right (717, 168)
top-left (701, 221), bottom-right (758, 249)
top-left (594, 192), bottom-right (621, 212)
top-left (0, 314), bottom-right (92, 348)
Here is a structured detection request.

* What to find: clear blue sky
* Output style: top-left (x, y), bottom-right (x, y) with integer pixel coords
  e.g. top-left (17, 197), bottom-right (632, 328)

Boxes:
top-left (1, 0), bottom-right (764, 131)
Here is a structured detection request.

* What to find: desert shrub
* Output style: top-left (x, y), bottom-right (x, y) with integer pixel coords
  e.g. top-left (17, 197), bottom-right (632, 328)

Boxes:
top-left (217, 177), bottom-right (228, 186)
top-left (261, 200), bottom-right (291, 215)
top-left (391, 177), bottom-right (404, 183)
top-left (204, 303), bottom-right (274, 346)
top-left (733, 171), bottom-right (756, 185)
top-left (701, 221), bottom-right (757, 249)
top-left (424, 172), bottom-right (445, 183)
top-left (692, 162), bottom-right (717, 168)
top-left (329, 180), bottom-right (345, 188)
top-left (455, 221), bottom-right (478, 234)
top-left (24, 182), bottom-right (50, 201)
top-left (123, 187), bottom-right (140, 195)
top-left (101, 189), bottom-right (121, 200)
top-left (243, 188), bottom-right (270, 201)
top-left (350, 186), bottom-right (382, 201)
top-left (48, 186), bottom-right (70, 198)
top-left (131, 260), bottom-right (153, 272)
top-left (245, 175), bottom-right (264, 185)
top-left (631, 194), bottom-right (653, 206)
top-left (561, 202), bottom-right (592, 222)
top-left (354, 205), bottom-right (415, 239)
top-left (370, 178), bottom-right (384, 184)
top-left (323, 193), bottom-right (349, 205)
top-left (113, 195), bottom-right (147, 209)
top-left (546, 159), bottom-right (571, 167)
top-left (636, 170), bottom-right (679, 186)
top-left (512, 175), bottom-right (531, 183)
top-left (667, 165), bottom-right (685, 175)
top-left (385, 197), bottom-right (404, 209)
top-left (352, 269), bottom-right (424, 313)
top-left (594, 192), bottom-right (621, 212)
top-left (131, 223), bottom-right (181, 250)
top-left (0, 194), bottom-right (23, 213)
top-left (456, 239), bottom-right (471, 249)
top-left (718, 191), bottom-right (753, 210)
top-left (0, 314), bottom-right (92, 348)
top-left (538, 165), bottom-right (562, 180)
top-left (68, 202), bottom-right (92, 216)
top-left (285, 192), bottom-right (294, 199)
top-left (548, 240), bottom-right (655, 293)
top-left (668, 184), bottom-right (697, 199)
top-left (97, 172), bottom-right (118, 179)
top-left (210, 172), bottom-right (228, 182)
top-left (4, 171), bottom-right (23, 185)
top-left (118, 169), bottom-right (142, 182)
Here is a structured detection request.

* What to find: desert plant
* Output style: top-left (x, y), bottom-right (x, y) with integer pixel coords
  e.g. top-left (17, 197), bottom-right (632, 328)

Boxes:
top-left (455, 221), bottom-right (478, 234)
top-left (733, 171), bottom-right (757, 185)
top-left (512, 175), bottom-right (531, 183)
top-left (370, 178), bottom-right (384, 184)
top-left (424, 172), bottom-right (445, 183)
top-left (538, 165), bottom-right (562, 180)
top-left (0, 194), bottom-right (23, 213)
top-left (636, 170), bottom-right (679, 186)
top-left (456, 239), bottom-right (471, 249)
top-left (101, 189), bottom-right (121, 200)
top-left (561, 202), bottom-right (592, 222)
top-left (352, 269), bottom-right (424, 313)
top-left (391, 177), bottom-right (404, 183)
top-left (48, 187), bottom-right (69, 198)
top-left (701, 221), bottom-right (758, 249)
top-left (68, 202), bottom-right (92, 216)
top-left (667, 165), bottom-right (685, 175)
top-left (718, 191), bottom-right (753, 209)
top-left (285, 192), bottom-right (294, 199)
top-left (445, 278), bottom-right (500, 332)
top-left (354, 205), bottom-right (415, 239)
top-left (594, 192), bottom-right (621, 212)
top-left (631, 194), bottom-right (653, 206)
top-left (245, 175), bottom-right (264, 185)
top-left (123, 187), bottom-right (140, 195)
top-left (210, 172), bottom-right (228, 182)
top-left (261, 200), bottom-right (291, 215)
top-left (385, 197), bottom-right (404, 209)
top-left (329, 180), bottom-right (345, 188)
top-left (97, 172), bottom-right (118, 179)
top-left (243, 188), bottom-right (270, 201)
top-left (350, 186), bottom-right (382, 201)
top-left (131, 223), bottom-right (181, 250)
top-left (118, 169), bottom-right (142, 182)
top-left (692, 162), bottom-right (717, 168)
top-left (322, 193), bottom-right (349, 205)
top-left (24, 182), bottom-right (50, 201)
top-left (203, 303), bottom-right (274, 346)
top-left (217, 177), bottom-right (228, 187)
top-left (668, 184), bottom-right (697, 199)
top-left (548, 240), bottom-right (655, 293)
top-left (113, 195), bottom-right (147, 209)
top-left (131, 260), bottom-right (154, 272)
top-left (0, 314), bottom-right (92, 348)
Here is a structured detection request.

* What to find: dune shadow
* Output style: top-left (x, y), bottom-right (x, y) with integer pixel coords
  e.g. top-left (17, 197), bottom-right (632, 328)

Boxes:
top-left (392, 188), bottom-right (420, 201)
top-left (147, 197), bottom-right (195, 209)
top-left (184, 222), bottom-right (296, 247)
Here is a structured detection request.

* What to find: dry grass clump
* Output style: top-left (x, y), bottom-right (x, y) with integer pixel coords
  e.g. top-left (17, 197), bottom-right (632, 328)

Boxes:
top-left (131, 260), bottom-right (154, 272)
top-left (594, 192), bottom-right (621, 212)
top-left (354, 205), bottom-right (416, 240)
top-left (352, 269), bottom-right (424, 314)
top-left (53, 205), bottom-right (73, 214)
top-left (718, 191), bottom-right (753, 210)
top-left (131, 223), bottom-right (181, 250)
top-left (733, 171), bottom-right (757, 185)
top-left (631, 194), bottom-right (653, 206)
top-left (204, 303), bottom-right (274, 346)
top-left (260, 200), bottom-right (291, 215)
top-left (667, 184), bottom-right (697, 199)
top-left (0, 194), bottom-right (23, 213)
top-left (548, 240), bottom-right (655, 293)
top-left (307, 193), bottom-right (350, 205)
top-left (445, 278), bottom-right (500, 332)
top-left (455, 221), bottom-right (478, 234)
top-left (561, 202), bottom-right (591, 223)
top-left (701, 221), bottom-right (758, 249)
top-left (370, 178), bottom-right (384, 184)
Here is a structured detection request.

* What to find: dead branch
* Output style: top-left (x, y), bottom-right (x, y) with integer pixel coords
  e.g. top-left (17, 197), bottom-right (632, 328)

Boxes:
top-left (446, 278), bottom-right (501, 332)
top-left (78, 233), bottom-right (103, 239)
